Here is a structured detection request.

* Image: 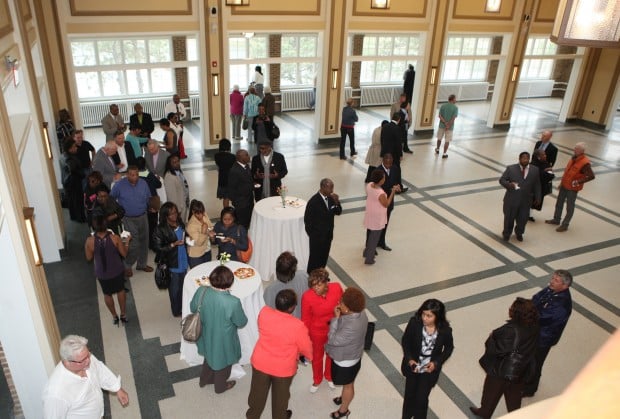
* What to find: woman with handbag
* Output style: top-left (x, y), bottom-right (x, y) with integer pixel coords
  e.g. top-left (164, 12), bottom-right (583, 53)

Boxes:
top-left (325, 287), bottom-right (369, 419)
top-left (84, 215), bottom-right (130, 326)
top-left (470, 298), bottom-right (539, 418)
top-left (152, 202), bottom-right (188, 317)
top-left (401, 299), bottom-right (454, 419)
top-left (191, 265), bottom-right (247, 393)
top-left (186, 199), bottom-right (213, 268)
top-left (208, 207), bottom-right (248, 261)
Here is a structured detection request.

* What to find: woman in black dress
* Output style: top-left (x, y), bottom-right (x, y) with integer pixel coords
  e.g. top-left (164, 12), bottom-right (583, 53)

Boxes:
top-left (61, 138), bottom-right (86, 222)
top-left (401, 299), bottom-right (454, 419)
top-left (214, 139), bottom-right (235, 208)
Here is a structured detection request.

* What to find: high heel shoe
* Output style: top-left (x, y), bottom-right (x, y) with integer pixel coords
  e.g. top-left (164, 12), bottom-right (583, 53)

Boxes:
top-left (330, 410), bottom-right (350, 418)
top-left (120, 315), bottom-right (128, 325)
top-left (113, 316), bottom-right (120, 327)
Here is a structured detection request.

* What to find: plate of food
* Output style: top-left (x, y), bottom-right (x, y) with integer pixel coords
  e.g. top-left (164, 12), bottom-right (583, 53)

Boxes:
top-left (194, 276), bottom-right (210, 287)
top-left (285, 199), bottom-right (304, 208)
top-left (234, 267), bottom-right (255, 279)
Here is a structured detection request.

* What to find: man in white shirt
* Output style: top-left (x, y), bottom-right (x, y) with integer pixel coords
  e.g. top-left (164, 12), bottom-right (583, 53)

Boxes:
top-left (43, 335), bottom-right (129, 418)
top-left (164, 94), bottom-right (187, 121)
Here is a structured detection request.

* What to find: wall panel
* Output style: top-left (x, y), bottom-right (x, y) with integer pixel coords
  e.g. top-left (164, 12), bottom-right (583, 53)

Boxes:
top-left (69, 0), bottom-right (192, 16)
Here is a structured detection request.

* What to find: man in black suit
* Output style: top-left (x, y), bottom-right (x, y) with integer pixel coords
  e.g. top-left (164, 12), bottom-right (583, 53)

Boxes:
top-left (376, 153), bottom-right (407, 251)
top-left (251, 141), bottom-right (288, 201)
top-left (304, 178), bottom-right (342, 274)
top-left (129, 103), bottom-right (155, 139)
top-left (111, 130), bottom-right (137, 174)
top-left (381, 112), bottom-right (403, 166)
top-left (533, 130), bottom-right (558, 167)
top-left (499, 152), bottom-right (541, 242)
top-left (228, 149), bottom-right (254, 229)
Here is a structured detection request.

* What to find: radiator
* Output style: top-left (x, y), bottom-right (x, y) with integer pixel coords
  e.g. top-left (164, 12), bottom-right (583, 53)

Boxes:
top-left (190, 95), bottom-right (200, 118)
top-left (516, 80), bottom-right (555, 99)
top-left (360, 86), bottom-right (402, 106)
top-left (281, 89), bottom-right (313, 111)
top-left (80, 97), bottom-right (187, 127)
top-left (438, 82), bottom-right (489, 102)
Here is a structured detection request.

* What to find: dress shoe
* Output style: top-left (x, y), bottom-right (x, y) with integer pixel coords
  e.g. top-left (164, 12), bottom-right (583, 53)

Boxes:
top-left (469, 406), bottom-right (484, 417)
top-left (516, 234), bottom-right (523, 242)
top-left (340, 157), bottom-right (346, 160)
top-left (137, 265), bottom-right (154, 273)
top-left (522, 391), bottom-right (535, 398)
top-left (545, 219), bottom-right (560, 225)
top-left (556, 225), bottom-right (568, 232)
top-left (404, 149), bottom-right (413, 154)
top-left (379, 245), bottom-right (392, 251)
top-left (528, 216), bottom-right (535, 222)
top-left (502, 234), bottom-right (510, 241)
top-left (364, 260), bottom-right (375, 265)
top-left (351, 152), bottom-right (358, 158)
top-left (442, 154), bottom-right (448, 159)
top-left (400, 187), bottom-right (409, 193)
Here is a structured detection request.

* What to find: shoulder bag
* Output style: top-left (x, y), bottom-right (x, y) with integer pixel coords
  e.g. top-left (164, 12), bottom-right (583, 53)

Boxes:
top-left (242, 117), bottom-right (248, 130)
top-left (235, 226), bottom-right (253, 263)
top-left (271, 123), bottom-right (280, 139)
top-left (154, 261), bottom-right (171, 290)
top-left (181, 287), bottom-right (208, 342)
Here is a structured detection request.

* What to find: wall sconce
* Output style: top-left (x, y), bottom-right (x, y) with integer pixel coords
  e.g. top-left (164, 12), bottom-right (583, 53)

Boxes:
top-left (4, 55), bottom-right (18, 71)
top-left (331, 69), bottom-right (339, 90)
top-left (212, 74), bottom-right (220, 96)
top-left (485, 0), bottom-right (501, 13)
top-left (42, 122), bottom-right (52, 160)
top-left (23, 207), bottom-right (42, 266)
top-left (511, 65), bottom-right (519, 82)
top-left (225, 0), bottom-right (249, 5)
top-left (370, 0), bottom-right (390, 9)
top-left (430, 67), bottom-right (437, 85)
top-left (551, 0), bottom-right (620, 47)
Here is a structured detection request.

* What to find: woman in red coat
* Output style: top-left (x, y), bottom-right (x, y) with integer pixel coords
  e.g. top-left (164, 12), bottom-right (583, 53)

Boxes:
top-left (302, 268), bottom-right (343, 393)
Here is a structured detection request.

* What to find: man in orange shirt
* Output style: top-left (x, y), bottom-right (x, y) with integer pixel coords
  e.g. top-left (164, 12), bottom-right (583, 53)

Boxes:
top-left (545, 142), bottom-right (595, 232)
top-left (246, 289), bottom-right (313, 419)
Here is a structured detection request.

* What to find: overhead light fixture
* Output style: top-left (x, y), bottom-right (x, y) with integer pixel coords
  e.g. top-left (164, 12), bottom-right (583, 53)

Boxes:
top-left (226, 0), bottom-right (249, 5)
top-left (212, 74), bottom-right (220, 96)
top-left (485, 0), bottom-right (501, 13)
top-left (511, 65), bottom-right (519, 82)
top-left (370, 0), bottom-right (390, 9)
top-left (430, 67), bottom-right (437, 85)
top-left (23, 207), bottom-right (42, 266)
top-left (551, 0), bottom-right (620, 47)
top-left (42, 122), bottom-right (52, 159)
top-left (331, 69), bottom-right (339, 90)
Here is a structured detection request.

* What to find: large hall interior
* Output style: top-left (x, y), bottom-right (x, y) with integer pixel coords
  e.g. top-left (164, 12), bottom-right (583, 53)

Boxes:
top-left (0, 1), bottom-right (619, 418)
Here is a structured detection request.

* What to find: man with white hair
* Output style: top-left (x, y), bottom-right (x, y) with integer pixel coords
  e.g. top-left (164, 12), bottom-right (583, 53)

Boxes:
top-left (43, 335), bottom-right (129, 418)
top-left (533, 130), bottom-right (558, 167)
top-left (546, 142), bottom-right (595, 232)
top-left (92, 141), bottom-right (121, 189)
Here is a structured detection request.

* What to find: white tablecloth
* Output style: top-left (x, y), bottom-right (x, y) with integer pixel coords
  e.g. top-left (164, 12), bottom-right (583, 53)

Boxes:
top-left (249, 196), bottom-right (309, 281)
top-left (180, 261), bottom-right (264, 378)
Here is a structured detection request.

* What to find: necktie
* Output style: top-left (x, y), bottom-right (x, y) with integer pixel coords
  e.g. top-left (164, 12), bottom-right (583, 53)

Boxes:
top-left (521, 166), bottom-right (525, 178)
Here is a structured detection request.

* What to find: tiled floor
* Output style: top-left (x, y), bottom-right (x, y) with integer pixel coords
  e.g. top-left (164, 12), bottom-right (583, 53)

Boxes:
top-left (60, 98), bottom-right (620, 418)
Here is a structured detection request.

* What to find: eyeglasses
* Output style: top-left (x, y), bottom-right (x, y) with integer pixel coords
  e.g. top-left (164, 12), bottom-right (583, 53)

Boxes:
top-left (69, 352), bottom-right (91, 364)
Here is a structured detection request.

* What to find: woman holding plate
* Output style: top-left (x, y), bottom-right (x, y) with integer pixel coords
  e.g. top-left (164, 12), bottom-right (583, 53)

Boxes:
top-left (208, 207), bottom-right (248, 261)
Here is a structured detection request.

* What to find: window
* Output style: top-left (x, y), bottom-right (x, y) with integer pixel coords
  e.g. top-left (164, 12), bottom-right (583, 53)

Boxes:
top-left (280, 35), bottom-right (318, 87)
top-left (521, 37), bottom-right (558, 80)
top-left (442, 36), bottom-right (492, 82)
top-left (228, 35), bottom-right (269, 90)
top-left (352, 35), bottom-right (420, 85)
top-left (70, 37), bottom-right (176, 99)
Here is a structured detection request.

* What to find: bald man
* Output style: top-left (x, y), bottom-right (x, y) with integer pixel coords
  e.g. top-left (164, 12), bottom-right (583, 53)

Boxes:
top-left (533, 130), bottom-right (558, 167)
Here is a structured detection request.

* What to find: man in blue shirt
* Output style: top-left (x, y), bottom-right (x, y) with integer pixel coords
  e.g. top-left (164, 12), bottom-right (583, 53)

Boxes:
top-left (523, 269), bottom-right (573, 397)
top-left (111, 166), bottom-right (153, 277)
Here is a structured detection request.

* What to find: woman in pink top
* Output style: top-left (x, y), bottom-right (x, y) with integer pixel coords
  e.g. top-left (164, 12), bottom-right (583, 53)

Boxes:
top-left (230, 85), bottom-right (245, 140)
top-left (364, 169), bottom-right (400, 265)
top-left (302, 268), bottom-right (344, 393)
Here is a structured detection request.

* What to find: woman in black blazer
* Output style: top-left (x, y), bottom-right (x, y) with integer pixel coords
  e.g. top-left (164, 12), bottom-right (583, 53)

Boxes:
top-left (401, 299), bottom-right (454, 419)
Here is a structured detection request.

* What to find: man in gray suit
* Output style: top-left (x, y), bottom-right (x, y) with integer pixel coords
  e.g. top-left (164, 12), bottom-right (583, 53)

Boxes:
top-left (144, 139), bottom-right (169, 178)
top-left (92, 141), bottom-right (121, 189)
top-left (101, 104), bottom-right (126, 141)
top-left (499, 152), bottom-right (541, 242)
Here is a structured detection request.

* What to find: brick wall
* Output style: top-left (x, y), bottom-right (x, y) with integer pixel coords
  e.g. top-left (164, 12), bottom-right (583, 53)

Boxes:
top-left (269, 34), bottom-right (282, 112)
top-left (172, 36), bottom-right (189, 100)
top-left (350, 34), bottom-right (364, 107)
top-left (0, 342), bottom-right (24, 418)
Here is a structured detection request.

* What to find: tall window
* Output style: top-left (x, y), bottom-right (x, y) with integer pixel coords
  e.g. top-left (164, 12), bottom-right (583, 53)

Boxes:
top-left (350, 35), bottom-right (420, 84)
top-left (521, 37), bottom-right (558, 80)
top-left (228, 35), bottom-right (268, 90)
top-left (280, 35), bottom-right (318, 87)
top-left (70, 37), bottom-right (175, 99)
top-left (187, 37), bottom-right (200, 93)
top-left (442, 36), bottom-right (492, 82)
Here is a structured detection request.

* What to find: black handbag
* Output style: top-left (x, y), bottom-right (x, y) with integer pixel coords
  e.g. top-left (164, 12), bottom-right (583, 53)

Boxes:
top-left (271, 123), bottom-right (280, 139)
top-left (242, 117), bottom-right (248, 130)
top-left (154, 262), bottom-right (171, 289)
top-left (364, 321), bottom-right (375, 350)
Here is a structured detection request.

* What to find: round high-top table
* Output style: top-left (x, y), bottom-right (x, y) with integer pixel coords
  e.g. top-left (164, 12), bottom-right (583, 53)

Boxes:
top-left (180, 260), bottom-right (263, 378)
top-left (248, 196), bottom-right (309, 280)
